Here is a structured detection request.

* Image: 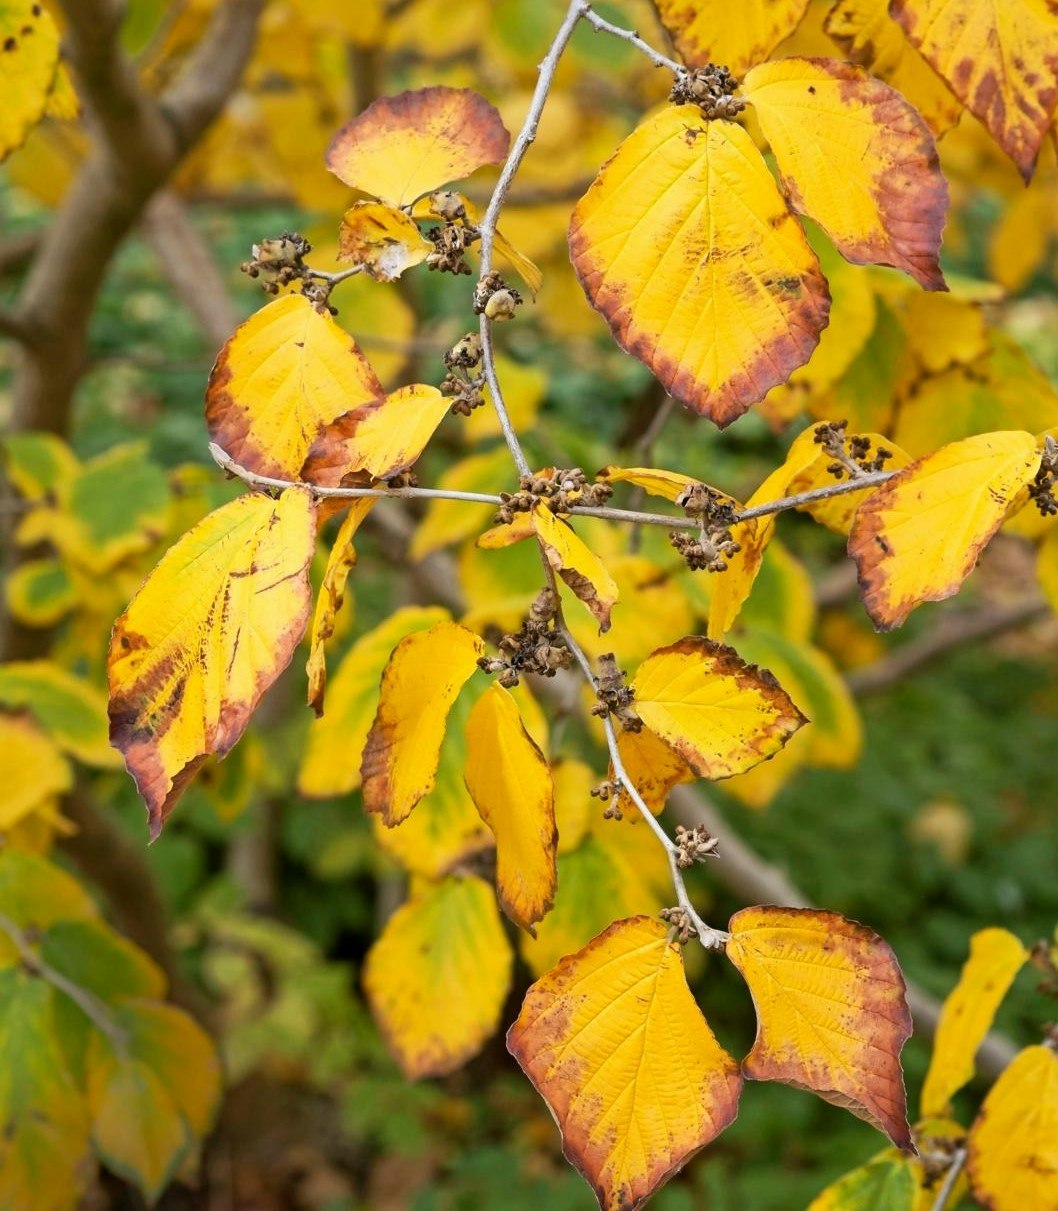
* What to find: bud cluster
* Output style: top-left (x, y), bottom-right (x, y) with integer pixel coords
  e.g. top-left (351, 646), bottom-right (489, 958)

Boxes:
top-left (659, 906), bottom-right (696, 944)
top-left (670, 482), bottom-right (741, 572)
top-left (814, 420), bottom-right (894, 479)
top-left (494, 468), bottom-right (613, 525)
top-left (1029, 435), bottom-right (1058, 517)
top-left (670, 64), bottom-right (745, 120)
top-left (241, 232), bottom-right (313, 294)
top-left (441, 332), bottom-right (485, 416)
top-left (476, 587), bottom-right (573, 688)
top-left (674, 824), bottom-right (720, 868)
top-left (474, 270), bottom-right (522, 322)
top-left (590, 778), bottom-right (624, 821)
top-left (590, 653), bottom-right (642, 732)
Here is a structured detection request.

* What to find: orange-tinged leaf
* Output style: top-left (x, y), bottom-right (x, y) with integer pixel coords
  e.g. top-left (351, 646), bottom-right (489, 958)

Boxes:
top-left (306, 498), bottom-right (376, 715)
top-left (364, 875), bottom-right (512, 1078)
top-left (967, 1045), bottom-right (1058, 1210)
top-left (569, 107), bottom-right (830, 427)
top-left (630, 637), bottom-right (805, 780)
top-left (613, 724), bottom-right (695, 814)
top-left (337, 201), bottom-right (432, 281)
top-left (891, 0), bottom-right (1058, 180)
top-left (531, 502), bottom-right (618, 631)
top-left (108, 489), bottom-right (315, 838)
top-left (0, 0), bottom-right (60, 163)
top-left (477, 515), bottom-right (536, 548)
top-left (726, 906), bottom-right (913, 1149)
top-left (655, 0), bottom-right (811, 74)
top-left (360, 620), bottom-right (484, 825)
top-left (743, 57), bottom-right (948, 290)
top-left (848, 431), bottom-right (1042, 631)
top-left (508, 916), bottom-right (743, 1211)
top-left (206, 294), bottom-right (383, 481)
top-left (464, 683), bottom-right (556, 933)
top-left (921, 928), bottom-right (1028, 1118)
top-left (597, 465), bottom-right (709, 503)
top-left (326, 86), bottom-right (509, 206)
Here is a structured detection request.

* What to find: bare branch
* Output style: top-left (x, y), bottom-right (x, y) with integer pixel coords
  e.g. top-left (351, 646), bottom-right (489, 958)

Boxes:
top-left (580, 5), bottom-right (683, 73)
top-left (931, 1147), bottom-right (968, 1211)
top-left (734, 469), bottom-right (894, 524)
top-left (0, 307), bottom-right (34, 345)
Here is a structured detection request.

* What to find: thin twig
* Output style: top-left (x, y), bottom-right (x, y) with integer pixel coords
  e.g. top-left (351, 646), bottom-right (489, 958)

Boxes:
top-left (478, 316), bottom-right (532, 477)
top-left (734, 470), bottom-right (893, 524)
top-left (931, 1147), bottom-right (967, 1211)
top-left (307, 264), bottom-right (364, 286)
top-left (580, 5), bottom-right (683, 73)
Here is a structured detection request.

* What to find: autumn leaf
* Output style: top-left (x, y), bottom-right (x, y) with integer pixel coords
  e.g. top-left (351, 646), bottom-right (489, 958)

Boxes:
top-left (531, 502), bottom-right (618, 631)
top-left (0, 661), bottom-right (119, 769)
top-left (360, 620), bottom-right (484, 825)
top-left (629, 637), bottom-right (805, 780)
top-left (967, 1044), bottom-right (1058, 1211)
top-left (409, 447), bottom-right (512, 560)
top-left (596, 465), bottom-right (702, 503)
top-left (742, 57), bottom-right (947, 290)
top-left (205, 293), bottom-right (383, 481)
top-left (337, 200), bottom-right (432, 280)
top-left (848, 431), bottom-right (1042, 631)
top-left (891, 0), bottom-right (1058, 180)
top-left (807, 1152), bottom-right (919, 1209)
top-left (613, 723), bottom-right (695, 814)
top-left (920, 928), bottom-right (1028, 1118)
top-left (726, 906), bottom-right (913, 1149)
top-left (786, 432), bottom-right (911, 536)
top-left (463, 683), bottom-right (556, 933)
top-left (654, 0), bottom-right (811, 74)
top-left (108, 489), bottom-right (315, 838)
top-left (569, 107), bottom-right (830, 427)
top-left (0, 713), bottom-right (71, 832)
top-left (0, 0), bottom-right (60, 163)
top-left (363, 875), bottom-right (512, 1078)
top-left (326, 86), bottom-right (509, 206)
top-left (508, 917), bottom-right (743, 1211)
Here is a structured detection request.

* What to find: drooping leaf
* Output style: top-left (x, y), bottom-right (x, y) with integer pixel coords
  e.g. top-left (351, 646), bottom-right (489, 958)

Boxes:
top-left (742, 57), bottom-right (947, 290)
top-left (920, 928), bottom-right (1028, 1118)
top-left (629, 637), bottom-right (805, 780)
top-left (890, 0), bottom-right (1058, 180)
top-left (326, 86), bottom-right (509, 206)
top-left (360, 620), bottom-right (484, 825)
top-left (848, 431), bottom-right (1041, 631)
top-left (205, 293), bottom-right (383, 480)
top-left (0, 0), bottom-right (60, 163)
top-left (108, 489), bottom-right (316, 837)
top-left (569, 107), bottom-right (830, 427)
top-left (967, 1045), bottom-right (1058, 1211)
top-left (807, 1152), bottom-right (920, 1210)
top-left (337, 201), bottom-right (432, 280)
top-left (531, 502), bottom-right (618, 631)
top-left (363, 876), bottom-right (512, 1078)
top-left (654, 0), bottom-right (811, 74)
top-left (726, 906), bottom-right (913, 1149)
top-left (508, 916), bottom-right (743, 1211)
top-left (596, 465), bottom-right (703, 503)
top-left (463, 683), bottom-right (556, 933)
top-left (0, 661), bottom-right (120, 768)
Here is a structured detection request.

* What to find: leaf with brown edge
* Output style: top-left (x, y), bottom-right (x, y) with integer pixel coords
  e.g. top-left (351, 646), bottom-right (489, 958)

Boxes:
top-left (463, 683), bottom-right (556, 934)
top-left (360, 620), bottom-right (484, 826)
top-left (569, 107), bottom-right (830, 428)
top-left (612, 724), bottom-right (695, 815)
top-left (108, 489), bottom-right (315, 839)
top-left (742, 57), bottom-right (948, 290)
top-left (531, 503), bottom-right (618, 632)
top-left (364, 875), bottom-right (512, 1079)
top-left (0, 0), bottom-right (60, 164)
top-left (848, 431), bottom-right (1042, 631)
top-left (337, 201), bottom-right (432, 281)
top-left (890, 0), bottom-right (1058, 181)
top-left (967, 1044), bottom-right (1058, 1211)
top-left (507, 916), bottom-right (743, 1211)
top-left (205, 294), bottom-right (383, 481)
top-left (306, 499), bottom-right (376, 716)
top-left (726, 906), bottom-right (914, 1150)
top-left (303, 384), bottom-right (451, 486)
top-left (654, 0), bottom-right (811, 74)
top-left (325, 86), bottom-right (509, 207)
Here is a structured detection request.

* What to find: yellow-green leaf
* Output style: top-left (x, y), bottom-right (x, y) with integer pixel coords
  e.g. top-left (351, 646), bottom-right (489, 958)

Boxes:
top-left (921, 927), bottom-right (1029, 1118)
top-left (337, 200), bottom-right (432, 280)
top-left (531, 501), bottom-right (618, 631)
top-left (743, 57), bottom-right (947, 290)
top-left (807, 1153), bottom-right (919, 1210)
top-left (108, 489), bottom-right (316, 837)
top-left (0, 0), bottom-right (60, 163)
top-left (364, 875), bottom-right (512, 1078)
top-left (5, 557), bottom-right (76, 626)
top-left (0, 713), bottom-right (71, 830)
top-left (464, 683), bottom-right (556, 933)
top-left (848, 432), bottom-right (1041, 631)
top-left (0, 661), bottom-right (119, 768)
top-left (569, 106), bottom-right (830, 427)
top-left (508, 916), bottom-right (743, 1211)
top-left (726, 906), bottom-right (913, 1149)
top-left (654, 0), bottom-right (810, 74)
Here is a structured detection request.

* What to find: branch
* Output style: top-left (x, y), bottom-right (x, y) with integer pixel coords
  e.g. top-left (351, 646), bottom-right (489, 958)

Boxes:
top-left (579, 5), bottom-right (683, 73)
top-left (734, 469), bottom-right (893, 524)
top-left (931, 1147), bottom-right (967, 1211)
top-left (0, 307), bottom-right (34, 344)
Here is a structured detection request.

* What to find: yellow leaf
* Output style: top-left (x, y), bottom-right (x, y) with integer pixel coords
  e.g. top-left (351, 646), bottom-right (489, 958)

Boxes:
top-left (597, 465), bottom-right (706, 503)
top-left (0, 661), bottom-right (119, 769)
top-left (337, 200), bottom-right (432, 280)
top-left (849, 431), bottom-right (1041, 630)
top-left (464, 683), bottom-right (556, 933)
top-left (569, 107), bottom-right (829, 427)
top-left (409, 448), bottom-right (511, 560)
top-left (613, 723), bottom-right (695, 814)
top-left (108, 489), bottom-right (316, 837)
top-left (655, 0), bottom-right (811, 74)
top-left (531, 502), bottom-right (618, 631)
top-left (508, 916), bottom-right (743, 1211)
top-left (0, 714), bottom-right (71, 830)
top-left (0, 0), bottom-right (59, 162)
top-left (360, 620), bottom-right (484, 825)
top-left (364, 875), bottom-right (512, 1078)
top-left (727, 905), bottom-right (913, 1148)
top-left (891, 0), bottom-right (1058, 179)
top-left (743, 57), bottom-right (947, 290)
top-left (477, 515), bottom-right (536, 548)
top-left (306, 499), bottom-right (376, 715)
top-left (1038, 526), bottom-right (1058, 615)
top-left (967, 1045), bottom-right (1058, 1210)
top-left (298, 606), bottom-right (449, 798)
top-left (205, 294), bottom-right (383, 481)
top-left (921, 928), bottom-right (1028, 1117)
top-left (902, 293), bottom-right (989, 374)
top-left (630, 637), bottom-right (805, 780)
top-left (470, 354), bottom-right (548, 441)
top-left (326, 86), bottom-right (509, 206)
top-left (551, 758), bottom-right (595, 855)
